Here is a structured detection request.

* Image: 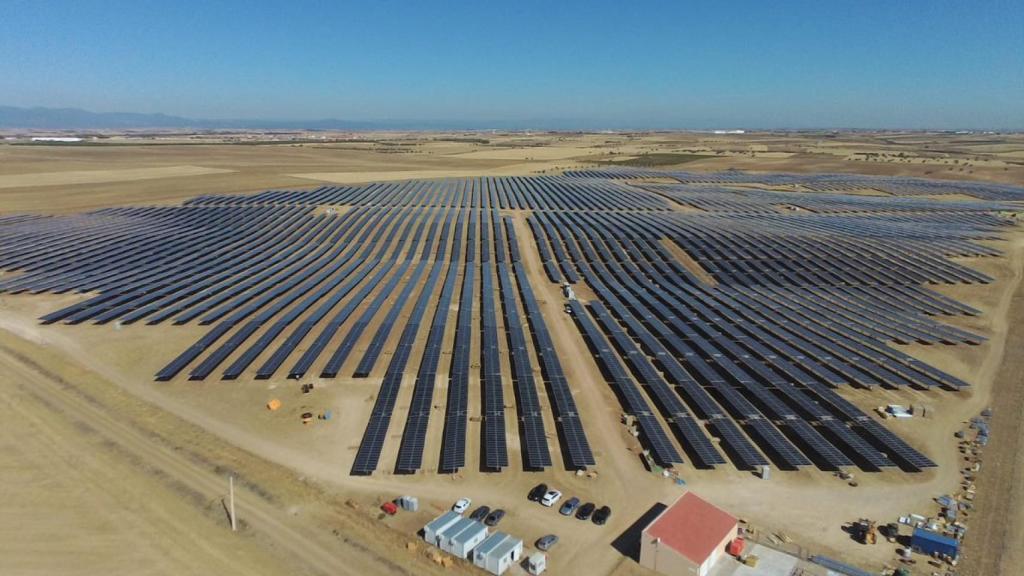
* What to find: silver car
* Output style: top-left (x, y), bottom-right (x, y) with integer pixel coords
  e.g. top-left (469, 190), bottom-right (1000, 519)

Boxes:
top-left (536, 534), bottom-right (559, 551)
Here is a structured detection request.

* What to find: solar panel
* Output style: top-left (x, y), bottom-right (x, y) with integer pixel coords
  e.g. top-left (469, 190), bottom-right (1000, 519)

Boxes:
top-left (782, 418), bottom-right (853, 469)
top-left (856, 419), bottom-right (936, 471)
top-left (743, 418), bottom-right (811, 468)
top-left (497, 260), bottom-right (551, 469)
top-left (708, 417), bottom-right (769, 469)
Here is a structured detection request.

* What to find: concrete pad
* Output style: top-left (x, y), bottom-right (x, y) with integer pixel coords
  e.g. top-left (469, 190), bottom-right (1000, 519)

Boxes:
top-left (707, 544), bottom-right (819, 576)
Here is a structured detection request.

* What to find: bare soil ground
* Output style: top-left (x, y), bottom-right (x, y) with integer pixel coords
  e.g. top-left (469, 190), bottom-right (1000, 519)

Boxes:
top-left (0, 132), bottom-right (1022, 575)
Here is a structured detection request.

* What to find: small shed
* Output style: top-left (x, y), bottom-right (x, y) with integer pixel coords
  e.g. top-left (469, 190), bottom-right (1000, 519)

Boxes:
top-left (639, 492), bottom-right (738, 576)
top-left (911, 528), bottom-right (959, 559)
top-left (526, 552), bottom-right (547, 575)
top-left (424, 511), bottom-right (461, 544)
top-left (439, 517), bottom-right (489, 558)
top-left (472, 532), bottom-right (523, 575)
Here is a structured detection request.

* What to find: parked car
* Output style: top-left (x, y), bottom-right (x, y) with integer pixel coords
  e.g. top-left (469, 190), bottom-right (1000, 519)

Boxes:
top-left (559, 497), bottom-right (580, 516)
top-left (452, 498), bottom-right (472, 514)
top-left (484, 509), bottom-right (506, 526)
top-left (528, 483), bottom-right (548, 502)
top-left (593, 505), bottom-right (612, 525)
top-left (470, 505), bottom-right (491, 521)
top-left (536, 534), bottom-right (559, 551)
top-left (541, 489), bottom-right (563, 507)
top-left (575, 502), bottom-right (596, 521)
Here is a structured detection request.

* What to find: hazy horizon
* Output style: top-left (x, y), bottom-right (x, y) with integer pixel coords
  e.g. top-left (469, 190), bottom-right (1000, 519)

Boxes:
top-left (2, 1), bottom-right (1023, 129)
top-left (4, 104), bottom-right (1024, 132)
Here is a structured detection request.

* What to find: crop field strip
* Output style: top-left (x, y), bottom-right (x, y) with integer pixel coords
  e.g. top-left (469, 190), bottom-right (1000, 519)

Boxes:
top-left (1, 171), bottom-right (1021, 476)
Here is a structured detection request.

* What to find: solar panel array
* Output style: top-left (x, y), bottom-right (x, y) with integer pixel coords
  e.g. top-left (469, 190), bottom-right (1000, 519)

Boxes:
top-left (187, 175), bottom-right (669, 211)
top-left (566, 167), bottom-right (1024, 201)
top-left (1, 168), bottom-right (1018, 476)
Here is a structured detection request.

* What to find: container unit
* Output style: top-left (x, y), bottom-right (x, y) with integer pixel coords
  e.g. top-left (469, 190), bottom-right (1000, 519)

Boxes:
top-left (424, 511), bottom-right (462, 545)
top-left (472, 532), bottom-right (523, 575)
top-left (439, 517), bottom-right (489, 558)
top-left (911, 528), bottom-right (959, 559)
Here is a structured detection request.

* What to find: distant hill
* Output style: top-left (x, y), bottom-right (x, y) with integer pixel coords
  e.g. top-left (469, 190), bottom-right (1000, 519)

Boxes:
top-left (0, 105), bottom-right (580, 131)
top-left (0, 105), bottom-right (411, 130)
top-left (1, 106), bottom-right (195, 129)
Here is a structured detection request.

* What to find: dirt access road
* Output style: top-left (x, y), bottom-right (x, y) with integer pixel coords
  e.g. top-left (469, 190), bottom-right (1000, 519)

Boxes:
top-left (958, 236), bottom-right (1024, 576)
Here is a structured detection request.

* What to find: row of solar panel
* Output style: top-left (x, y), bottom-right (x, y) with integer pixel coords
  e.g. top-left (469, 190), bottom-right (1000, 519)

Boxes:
top-left (535, 209), bottom-right (944, 471)
top-left (639, 182), bottom-right (1021, 215)
top-left (184, 176), bottom-right (669, 211)
top-left (564, 168), bottom-right (1024, 202)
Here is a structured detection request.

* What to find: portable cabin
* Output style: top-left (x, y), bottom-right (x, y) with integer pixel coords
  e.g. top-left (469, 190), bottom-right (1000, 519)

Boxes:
top-left (439, 517), bottom-right (488, 558)
top-left (424, 511), bottom-right (461, 545)
top-left (472, 532), bottom-right (523, 575)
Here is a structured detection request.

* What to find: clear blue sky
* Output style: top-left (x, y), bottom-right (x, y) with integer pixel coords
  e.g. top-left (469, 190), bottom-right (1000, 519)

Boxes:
top-left (2, 0), bottom-right (1022, 128)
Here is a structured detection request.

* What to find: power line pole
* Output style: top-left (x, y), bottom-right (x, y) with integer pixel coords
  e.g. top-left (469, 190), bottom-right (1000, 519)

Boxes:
top-left (229, 475), bottom-right (237, 532)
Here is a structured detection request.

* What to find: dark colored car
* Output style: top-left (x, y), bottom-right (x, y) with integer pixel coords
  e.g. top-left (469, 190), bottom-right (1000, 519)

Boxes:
top-left (575, 502), bottom-right (596, 521)
top-left (484, 509), bottom-right (506, 526)
top-left (536, 534), bottom-right (559, 551)
top-left (470, 505), bottom-right (491, 522)
top-left (559, 497), bottom-right (580, 516)
top-left (528, 483), bottom-right (548, 502)
top-left (593, 505), bottom-right (612, 525)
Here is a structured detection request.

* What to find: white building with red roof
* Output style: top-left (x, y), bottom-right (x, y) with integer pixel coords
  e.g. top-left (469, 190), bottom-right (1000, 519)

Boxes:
top-left (639, 492), bottom-right (739, 576)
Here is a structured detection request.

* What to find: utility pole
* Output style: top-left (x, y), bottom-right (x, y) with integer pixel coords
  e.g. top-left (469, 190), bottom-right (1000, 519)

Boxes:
top-left (229, 475), bottom-right (237, 532)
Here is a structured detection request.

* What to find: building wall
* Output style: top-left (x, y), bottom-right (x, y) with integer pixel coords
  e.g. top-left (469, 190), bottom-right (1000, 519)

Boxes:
top-left (639, 524), bottom-right (738, 576)
top-left (699, 526), bottom-right (738, 576)
top-left (640, 533), bottom-right (700, 576)
top-left (477, 541), bottom-right (523, 575)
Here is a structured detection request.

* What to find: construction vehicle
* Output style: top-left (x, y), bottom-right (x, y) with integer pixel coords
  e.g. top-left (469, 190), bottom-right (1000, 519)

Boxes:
top-left (849, 519), bottom-right (877, 544)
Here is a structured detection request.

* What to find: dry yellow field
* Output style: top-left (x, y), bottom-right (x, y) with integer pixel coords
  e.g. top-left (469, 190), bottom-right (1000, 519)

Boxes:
top-left (0, 165), bottom-right (234, 189)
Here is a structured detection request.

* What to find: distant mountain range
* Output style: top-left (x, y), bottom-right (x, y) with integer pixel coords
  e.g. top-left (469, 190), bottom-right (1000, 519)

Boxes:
top-left (0, 105), bottom-right (588, 131)
top-left (6, 105), bottom-right (1011, 133)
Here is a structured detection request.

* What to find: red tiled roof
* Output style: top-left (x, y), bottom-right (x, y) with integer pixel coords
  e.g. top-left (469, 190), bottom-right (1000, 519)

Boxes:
top-left (644, 492), bottom-right (737, 564)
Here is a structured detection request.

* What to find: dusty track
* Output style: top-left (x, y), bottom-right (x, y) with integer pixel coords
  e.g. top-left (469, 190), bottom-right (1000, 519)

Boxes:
top-left (958, 236), bottom-right (1024, 576)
